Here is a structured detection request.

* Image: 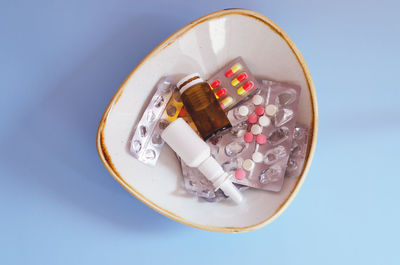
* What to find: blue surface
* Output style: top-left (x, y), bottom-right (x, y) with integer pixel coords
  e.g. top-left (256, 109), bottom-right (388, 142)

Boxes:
top-left (1, 1), bottom-right (399, 264)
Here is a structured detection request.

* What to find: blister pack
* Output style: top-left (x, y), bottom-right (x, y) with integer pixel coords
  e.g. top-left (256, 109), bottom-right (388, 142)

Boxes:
top-left (130, 77), bottom-right (198, 166)
top-left (130, 77), bottom-right (174, 166)
top-left (285, 124), bottom-right (309, 178)
top-left (180, 157), bottom-right (249, 202)
top-left (207, 57), bottom-right (260, 111)
top-left (180, 80), bottom-right (301, 192)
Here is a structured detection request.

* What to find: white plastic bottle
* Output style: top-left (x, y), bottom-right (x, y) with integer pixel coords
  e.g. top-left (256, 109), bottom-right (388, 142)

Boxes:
top-left (161, 118), bottom-right (243, 204)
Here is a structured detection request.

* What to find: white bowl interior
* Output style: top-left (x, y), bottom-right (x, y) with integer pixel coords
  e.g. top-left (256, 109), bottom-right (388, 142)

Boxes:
top-left (101, 12), bottom-right (313, 230)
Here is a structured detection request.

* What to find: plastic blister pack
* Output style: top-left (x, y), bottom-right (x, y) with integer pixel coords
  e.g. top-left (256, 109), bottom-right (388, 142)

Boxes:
top-left (130, 77), bottom-right (187, 166)
top-left (207, 57), bottom-right (260, 111)
top-left (180, 80), bottom-right (301, 192)
top-left (285, 124), bottom-right (309, 178)
top-left (180, 158), bottom-right (249, 202)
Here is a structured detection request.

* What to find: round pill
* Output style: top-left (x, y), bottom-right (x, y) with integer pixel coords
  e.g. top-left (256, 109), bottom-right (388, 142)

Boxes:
top-left (252, 152), bottom-right (263, 163)
top-left (252, 95), bottom-right (263, 105)
top-left (248, 113), bottom-right (258, 124)
top-left (256, 134), bottom-right (267, 145)
top-left (255, 106), bottom-right (265, 116)
top-left (244, 132), bottom-right (254, 143)
top-left (238, 105), bottom-right (249, 116)
top-left (243, 159), bottom-right (255, 171)
top-left (258, 115), bottom-right (271, 127)
top-left (251, 124), bottom-right (262, 135)
top-left (265, 104), bottom-right (278, 116)
top-left (235, 169), bottom-right (246, 180)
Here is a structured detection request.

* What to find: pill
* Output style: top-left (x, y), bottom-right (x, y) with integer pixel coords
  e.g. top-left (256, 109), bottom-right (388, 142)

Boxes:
top-left (258, 116), bottom-right (271, 127)
top-left (252, 95), bottom-right (263, 105)
top-left (265, 104), bottom-right (278, 116)
top-left (255, 106), bottom-right (265, 116)
top-left (220, 96), bottom-right (233, 109)
top-left (242, 81), bottom-right (254, 91)
top-left (251, 124), bottom-right (262, 135)
top-left (244, 132), bottom-right (254, 143)
top-left (256, 134), bottom-right (267, 145)
top-left (231, 72), bottom-right (248, 86)
top-left (248, 113), bottom-right (258, 124)
top-left (237, 87), bottom-right (246, 95)
top-left (243, 159), bottom-right (255, 171)
top-left (237, 81), bottom-right (254, 95)
top-left (210, 80), bottom-right (220, 89)
top-left (238, 105), bottom-right (249, 116)
top-left (252, 152), bottom-right (263, 163)
top-left (225, 64), bottom-right (242, 77)
top-left (235, 169), bottom-right (246, 180)
top-left (215, 88), bottom-right (226, 99)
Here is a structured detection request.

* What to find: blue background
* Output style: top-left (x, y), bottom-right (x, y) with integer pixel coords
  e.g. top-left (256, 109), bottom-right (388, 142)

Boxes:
top-left (1, 0), bottom-right (399, 264)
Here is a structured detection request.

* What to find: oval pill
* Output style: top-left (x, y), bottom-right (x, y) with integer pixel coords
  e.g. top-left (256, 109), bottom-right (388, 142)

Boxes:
top-left (242, 81), bottom-right (254, 91)
top-left (231, 72), bottom-right (248, 86)
top-left (237, 87), bottom-right (246, 95)
top-left (225, 64), bottom-right (241, 77)
top-left (210, 80), bottom-right (220, 89)
top-left (215, 88), bottom-right (226, 99)
top-left (220, 96), bottom-right (233, 109)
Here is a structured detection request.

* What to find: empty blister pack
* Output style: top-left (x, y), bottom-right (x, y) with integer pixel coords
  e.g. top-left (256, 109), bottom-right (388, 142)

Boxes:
top-left (207, 57), bottom-right (260, 111)
top-left (130, 77), bottom-right (176, 166)
top-left (180, 80), bottom-right (301, 192)
top-left (285, 124), bottom-right (309, 178)
top-left (130, 78), bottom-right (198, 166)
top-left (180, 157), bottom-right (249, 202)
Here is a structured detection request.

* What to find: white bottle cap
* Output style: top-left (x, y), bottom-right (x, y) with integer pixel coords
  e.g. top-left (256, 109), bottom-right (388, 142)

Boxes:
top-left (161, 118), bottom-right (243, 203)
top-left (177, 73), bottom-right (204, 94)
top-left (218, 178), bottom-right (243, 204)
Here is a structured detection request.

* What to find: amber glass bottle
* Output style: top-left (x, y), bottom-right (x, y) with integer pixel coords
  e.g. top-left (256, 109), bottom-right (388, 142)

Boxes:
top-left (177, 73), bottom-right (232, 140)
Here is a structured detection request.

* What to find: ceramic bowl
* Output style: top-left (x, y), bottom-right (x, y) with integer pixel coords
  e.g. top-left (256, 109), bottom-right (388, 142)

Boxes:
top-left (97, 9), bottom-right (318, 232)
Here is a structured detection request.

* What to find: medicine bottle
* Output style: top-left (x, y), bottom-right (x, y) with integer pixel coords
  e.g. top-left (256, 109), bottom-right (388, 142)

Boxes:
top-left (177, 73), bottom-right (232, 140)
